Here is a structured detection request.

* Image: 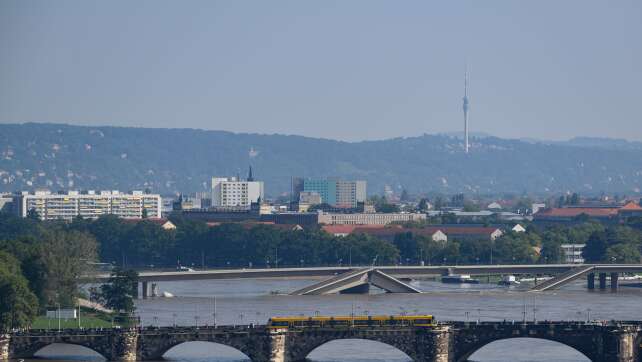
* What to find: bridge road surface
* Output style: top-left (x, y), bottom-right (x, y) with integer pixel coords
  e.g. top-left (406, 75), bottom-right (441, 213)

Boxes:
top-left (87, 264), bottom-right (642, 283)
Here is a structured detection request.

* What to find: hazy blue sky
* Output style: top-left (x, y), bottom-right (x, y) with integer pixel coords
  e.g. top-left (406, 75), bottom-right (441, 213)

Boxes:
top-left (1, 1), bottom-right (641, 141)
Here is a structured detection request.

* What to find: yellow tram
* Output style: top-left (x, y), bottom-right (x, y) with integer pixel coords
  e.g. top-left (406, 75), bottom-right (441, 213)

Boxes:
top-left (267, 315), bottom-right (436, 329)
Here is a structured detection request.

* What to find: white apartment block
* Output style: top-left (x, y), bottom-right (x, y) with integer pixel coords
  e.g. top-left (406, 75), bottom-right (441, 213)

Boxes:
top-left (317, 212), bottom-right (426, 225)
top-left (15, 190), bottom-right (161, 221)
top-left (211, 177), bottom-right (264, 207)
top-left (561, 244), bottom-right (585, 264)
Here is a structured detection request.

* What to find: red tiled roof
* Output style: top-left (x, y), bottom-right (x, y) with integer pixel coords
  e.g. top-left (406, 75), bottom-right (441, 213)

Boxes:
top-left (207, 221), bottom-right (275, 228)
top-left (121, 218), bottom-right (171, 225)
top-left (424, 226), bottom-right (501, 235)
top-left (205, 221), bottom-right (302, 231)
top-left (322, 225), bottom-right (357, 234)
top-left (322, 224), bottom-right (389, 235)
top-left (620, 201), bottom-right (642, 210)
top-left (352, 226), bottom-right (500, 237)
top-left (535, 207), bottom-right (619, 218)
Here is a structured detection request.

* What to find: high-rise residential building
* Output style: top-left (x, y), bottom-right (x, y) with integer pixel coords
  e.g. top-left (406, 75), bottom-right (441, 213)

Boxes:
top-left (211, 167), bottom-right (264, 208)
top-left (300, 179), bottom-right (366, 208)
top-left (14, 190), bottom-right (161, 221)
top-left (303, 179), bottom-right (337, 206)
top-left (336, 180), bottom-right (367, 208)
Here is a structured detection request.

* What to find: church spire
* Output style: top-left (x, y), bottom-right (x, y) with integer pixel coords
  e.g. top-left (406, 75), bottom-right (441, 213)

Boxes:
top-left (247, 165), bottom-right (254, 181)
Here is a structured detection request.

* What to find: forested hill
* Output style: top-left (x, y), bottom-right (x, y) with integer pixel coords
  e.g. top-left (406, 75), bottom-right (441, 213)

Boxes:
top-left (1, 122), bottom-right (642, 196)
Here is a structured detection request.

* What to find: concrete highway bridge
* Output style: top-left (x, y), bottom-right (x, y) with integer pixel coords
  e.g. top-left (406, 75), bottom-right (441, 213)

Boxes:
top-left (3, 321), bottom-right (641, 362)
top-left (87, 264), bottom-right (642, 297)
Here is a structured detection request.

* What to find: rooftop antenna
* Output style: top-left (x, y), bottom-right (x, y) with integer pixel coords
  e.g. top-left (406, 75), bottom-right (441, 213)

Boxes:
top-left (463, 64), bottom-right (470, 154)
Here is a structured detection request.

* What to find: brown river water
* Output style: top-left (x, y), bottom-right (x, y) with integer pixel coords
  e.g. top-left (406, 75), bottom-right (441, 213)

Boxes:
top-left (29, 277), bottom-right (642, 362)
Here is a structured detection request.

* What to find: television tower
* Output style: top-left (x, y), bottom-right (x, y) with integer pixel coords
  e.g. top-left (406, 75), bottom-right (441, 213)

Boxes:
top-left (463, 68), bottom-right (470, 153)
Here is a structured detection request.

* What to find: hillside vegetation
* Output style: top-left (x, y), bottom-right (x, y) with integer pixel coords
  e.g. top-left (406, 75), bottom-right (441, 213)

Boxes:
top-left (1, 123), bottom-right (642, 196)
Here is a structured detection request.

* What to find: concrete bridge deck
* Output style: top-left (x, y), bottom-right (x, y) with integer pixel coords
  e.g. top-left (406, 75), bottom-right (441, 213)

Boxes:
top-left (88, 264), bottom-right (642, 283)
top-left (531, 265), bottom-right (596, 291)
top-left (3, 321), bottom-right (641, 362)
top-left (289, 268), bottom-right (422, 295)
top-left (85, 264), bottom-right (642, 297)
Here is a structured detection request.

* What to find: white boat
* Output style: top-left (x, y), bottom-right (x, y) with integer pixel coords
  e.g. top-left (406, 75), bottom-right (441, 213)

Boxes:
top-left (498, 275), bottom-right (521, 286)
top-left (176, 266), bottom-right (195, 272)
top-left (161, 291), bottom-right (175, 298)
top-left (519, 276), bottom-right (553, 283)
top-left (620, 275), bottom-right (642, 281)
top-left (441, 274), bottom-right (480, 284)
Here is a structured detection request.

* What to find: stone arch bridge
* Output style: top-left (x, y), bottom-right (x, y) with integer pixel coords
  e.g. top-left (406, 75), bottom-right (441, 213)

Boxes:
top-left (2, 321), bottom-right (641, 362)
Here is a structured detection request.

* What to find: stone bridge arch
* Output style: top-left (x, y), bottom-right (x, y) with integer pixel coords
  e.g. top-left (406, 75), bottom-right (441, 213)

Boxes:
top-left (32, 342), bottom-right (109, 360)
top-left (455, 336), bottom-right (592, 362)
top-left (302, 338), bottom-right (415, 361)
top-left (157, 341), bottom-right (252, 361)
top-left (452, 324), bottom-right (606, 362)
top-left (137, 329), bottom-right (272, 361)
top-left (10, 337), bottom-right (114, 360)
top-left (283, 328), bottom-right (450, 362)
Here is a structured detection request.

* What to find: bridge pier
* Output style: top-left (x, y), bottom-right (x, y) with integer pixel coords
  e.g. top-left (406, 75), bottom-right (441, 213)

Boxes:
top-left (111, 329), bottom-right (139, 361)
top-left (141, 281), bottom-right (151, 299)
top-left (599, 273), bottom-right (607, 289)
top-left (0, 334), bottom-right (9, 361)
top-left (603, 328), bottom-right (639, 362)
top-left (430, 326), bottom-right (454, 362)
top-left (587, 273), bottom-right (595, 289)
top-left (610, 273), bottom-right (619, 290)
top-left (269, 329), bottom-right (287, 362)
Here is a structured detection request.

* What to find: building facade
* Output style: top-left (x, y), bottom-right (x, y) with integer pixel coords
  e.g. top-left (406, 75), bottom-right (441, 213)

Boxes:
top-left (211, 176), bottom-right (264, 208)
top-left (561, 244), bottom-right (585, 264)
top-left (317, 212), bottom-right (426, 225)
top-left (300, 179), bottom-right (366, 208)
top-left (14, 190), bottom-right (161, 221)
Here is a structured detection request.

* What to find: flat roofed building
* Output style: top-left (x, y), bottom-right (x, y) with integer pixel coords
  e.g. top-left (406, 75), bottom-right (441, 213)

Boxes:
top-left (301, 179), bottom-right (366, 208)
top-left (299, 191), bottom-right (322, 205)
top-left (533, 203), bottom-right (642, 224)
top-left (318, 212), bottom-right (425, 225)
top-left (211, 176), bottom-right (264, 208)
top-left (14, 190), bottom-right (161, 221)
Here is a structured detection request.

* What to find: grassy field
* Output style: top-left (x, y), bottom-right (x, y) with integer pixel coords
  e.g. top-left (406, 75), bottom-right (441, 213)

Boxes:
top-left (30, 306), bottom-right (132, 329)
top-left (31, 316), bottom-right (113, 329)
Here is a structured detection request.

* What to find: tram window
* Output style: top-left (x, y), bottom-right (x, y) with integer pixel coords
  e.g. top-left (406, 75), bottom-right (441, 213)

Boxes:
top-left (354, 319), bottom-right (370, 326)
top-left (270, 321), bottom-right (289, 327)
top-left (414, 319), bottom-right (432, 325)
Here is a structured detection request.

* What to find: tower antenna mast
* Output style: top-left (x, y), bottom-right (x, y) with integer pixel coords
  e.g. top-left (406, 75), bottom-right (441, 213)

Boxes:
top-left (463, 65), bottom-right (470, 153)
